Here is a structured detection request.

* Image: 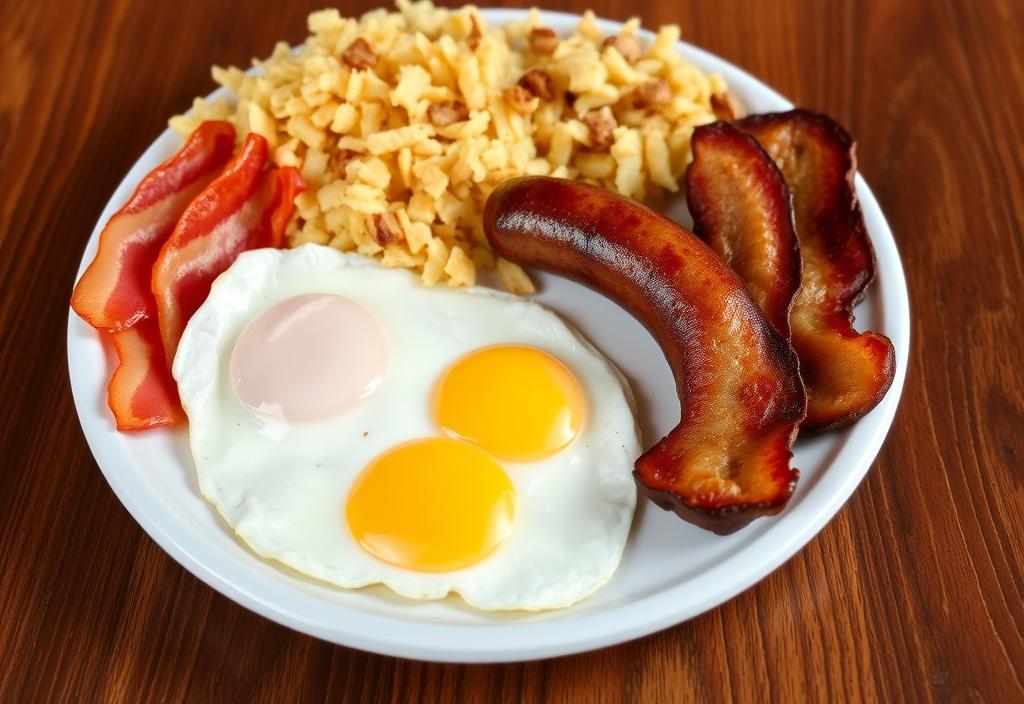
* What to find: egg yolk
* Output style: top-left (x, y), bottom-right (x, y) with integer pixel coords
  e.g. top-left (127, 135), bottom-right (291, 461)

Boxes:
top-left (345, 438), bottom-right (516, 572)
top-left (230, 294), bottom-right (388, 423)
top-left (434, 345), bottom-right (585, 461)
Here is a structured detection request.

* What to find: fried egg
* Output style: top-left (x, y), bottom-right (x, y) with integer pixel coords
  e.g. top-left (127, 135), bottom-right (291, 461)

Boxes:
top-left (173, 244), bottom-right (640, 611)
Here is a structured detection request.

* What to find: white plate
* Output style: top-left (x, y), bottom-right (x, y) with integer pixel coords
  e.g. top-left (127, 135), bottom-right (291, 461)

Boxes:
top-left (67, 9), bottom-right (910, 663)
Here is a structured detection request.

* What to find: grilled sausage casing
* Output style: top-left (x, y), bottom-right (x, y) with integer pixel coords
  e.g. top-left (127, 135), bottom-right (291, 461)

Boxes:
top-left (485, 177), bottom-right (805, 534)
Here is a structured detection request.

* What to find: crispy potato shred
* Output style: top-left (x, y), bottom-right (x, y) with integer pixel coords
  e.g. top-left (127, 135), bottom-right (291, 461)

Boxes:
top-left (170, 1), bottom-right (731, 291)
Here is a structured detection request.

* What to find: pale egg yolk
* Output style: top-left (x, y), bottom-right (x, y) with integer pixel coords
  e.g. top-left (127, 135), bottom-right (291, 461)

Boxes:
top-left (345, 438), bottom-right (516, 572)
top-left (434, 345), bottom-right (585, 462)
top-left (230, 293), bottom-right (388, 422)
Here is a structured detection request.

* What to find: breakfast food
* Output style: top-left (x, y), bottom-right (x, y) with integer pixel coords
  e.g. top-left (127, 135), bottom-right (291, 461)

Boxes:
top-left (72, 123), bottom-right (304, 429)
top-left (152, 132), bottom-right (305, 363)
top-left (738, 110), bottom-right (896, 430)
top-left (71, 121), bottom-right (237, 332)
top-left (484, 176), bottom-right (805, 534)
top-left (73, 4), bottom-right (900, 611)
top-left (170, 1), bottom-right (731, 291)
top-left (173, 244), bottom-right (640, 609)
top-left (685, 121), bottom-right (801, 339)
top-left (107, 319), bottom-right (186, 429)
top-left (72, 121), bottom-right (237, 429)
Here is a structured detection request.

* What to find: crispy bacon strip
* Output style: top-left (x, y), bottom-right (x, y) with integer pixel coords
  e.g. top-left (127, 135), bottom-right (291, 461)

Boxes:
top-left (485, 177), bottom-right (805, 534)
top-left (686, 121), bottom-right (802, 339)
top-left (151, 134), bottom-right (305, 364)
top-left (107, 318), bottom-right (185, 430)
top-left (739, 110), bottom-right (895, 430)
top-left (71, 121), bottom-right (236, 331)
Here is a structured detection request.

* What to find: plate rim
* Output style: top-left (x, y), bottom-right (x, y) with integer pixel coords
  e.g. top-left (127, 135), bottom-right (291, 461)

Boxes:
top-left (66, 7), bottom-right (910, 663)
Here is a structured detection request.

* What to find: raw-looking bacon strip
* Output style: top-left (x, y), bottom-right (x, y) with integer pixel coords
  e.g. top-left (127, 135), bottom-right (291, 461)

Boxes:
top-left (738, 110), bottom-right (896, 430)
top-left (107, 318), bottom-right (185, 430)
top-left (152, 133), bottom-right (305, 364)
top-left (71, 121), bottom-right (236, 331)
top-left (686, 121), bottom-right (802, 339)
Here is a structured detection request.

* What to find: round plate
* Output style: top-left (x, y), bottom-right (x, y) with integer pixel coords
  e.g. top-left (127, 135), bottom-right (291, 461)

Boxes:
top-left (67, 9), bottom-right (909, 663)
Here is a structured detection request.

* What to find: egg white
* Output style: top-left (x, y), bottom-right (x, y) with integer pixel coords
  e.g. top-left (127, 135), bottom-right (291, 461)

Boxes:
top-left (173, 244), bottom-right (640, 611)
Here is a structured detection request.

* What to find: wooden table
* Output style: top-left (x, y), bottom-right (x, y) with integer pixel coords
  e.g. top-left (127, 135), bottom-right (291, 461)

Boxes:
top-left (3, 0), bottom-right (1022, 700)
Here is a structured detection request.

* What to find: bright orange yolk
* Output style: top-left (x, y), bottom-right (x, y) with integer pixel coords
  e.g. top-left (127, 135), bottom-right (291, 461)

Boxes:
top-left (434, 345), bottom-right (586, 462)
top-left (345, 438), bottom-right (516, 572)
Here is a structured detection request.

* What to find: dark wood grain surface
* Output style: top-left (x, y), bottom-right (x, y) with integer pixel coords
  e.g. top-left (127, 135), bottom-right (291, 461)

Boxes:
top-left (2, 0), bottom-right (1022, 700)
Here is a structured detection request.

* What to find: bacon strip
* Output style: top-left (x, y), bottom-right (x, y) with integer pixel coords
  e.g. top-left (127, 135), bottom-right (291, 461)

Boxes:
top-left (107, 318), bottom-right (185, 430)
top-left (686, 121), bottom-right (802, 339)
top-left (71, 121), bottom-right (236, 331)
top-left (152, 133), bottom-right (305, 364)
top-left (738, 110), bottom-right (895, 430)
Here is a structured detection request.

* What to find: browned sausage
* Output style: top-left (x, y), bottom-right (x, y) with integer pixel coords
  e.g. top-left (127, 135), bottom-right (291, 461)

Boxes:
top-left (484, 177), bottom-right (806, 534)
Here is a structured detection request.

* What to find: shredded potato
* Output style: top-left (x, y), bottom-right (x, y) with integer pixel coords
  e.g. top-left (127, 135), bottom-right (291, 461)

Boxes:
top-left (171, 1), bottom-right (730, 289)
